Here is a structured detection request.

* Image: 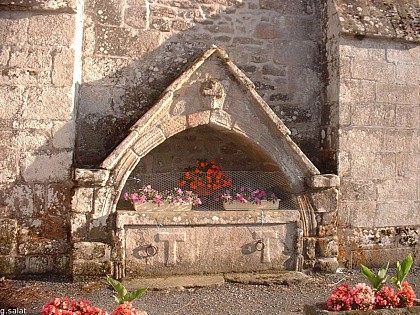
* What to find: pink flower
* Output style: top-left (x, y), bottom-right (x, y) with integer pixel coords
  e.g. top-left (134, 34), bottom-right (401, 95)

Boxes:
top-left (350, 283), bottom-right (375, 311)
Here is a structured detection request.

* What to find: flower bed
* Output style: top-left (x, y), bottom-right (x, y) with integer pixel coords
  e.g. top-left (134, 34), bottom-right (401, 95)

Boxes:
top-left (304, 300), bottom-right (420, 315)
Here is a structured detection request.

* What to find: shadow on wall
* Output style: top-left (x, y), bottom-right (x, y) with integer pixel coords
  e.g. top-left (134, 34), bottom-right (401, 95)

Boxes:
top-left (74, 0), bottom-right (324, 169)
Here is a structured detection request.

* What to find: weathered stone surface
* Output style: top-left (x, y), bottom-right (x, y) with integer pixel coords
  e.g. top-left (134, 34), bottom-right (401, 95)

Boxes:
top-left (306, 174), bottom-right (340, 189)
top-left (0, 219), bottom-right (17, 255)
top-left (0, 0), bottom-right (76, 12)
top-left (28, 14), bottom-right (75, 46)
top-left (314, 257), bottom-right (339, 273)
top-left (316, 237), bottom-right (338, 257)
top-left (19, 239), bottom-right (69, 255)
top-left (20, 152), bottom-right (72, 182)
top-left (52, 48), bottom-right (74, 86)
top-left (73, 169), bottom-right (110, 186)
top-left (73, 242), bottom-right (110, 260)
top-left (308, 189), bottom-right (338, 213)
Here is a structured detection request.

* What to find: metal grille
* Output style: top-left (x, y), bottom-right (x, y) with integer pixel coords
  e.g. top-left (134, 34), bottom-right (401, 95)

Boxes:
top-left (118, 171), bottom-right (299, 211)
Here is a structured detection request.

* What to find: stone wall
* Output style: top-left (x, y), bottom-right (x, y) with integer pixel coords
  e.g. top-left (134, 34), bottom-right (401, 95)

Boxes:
top-left (0, 0), bottom-right (419, 278)
top-left (76, 0), bottom-right (324, 168)
top-left (0, 2), bottom-right (77, 275)
top-left (337, 36), bottom-right (420, 267)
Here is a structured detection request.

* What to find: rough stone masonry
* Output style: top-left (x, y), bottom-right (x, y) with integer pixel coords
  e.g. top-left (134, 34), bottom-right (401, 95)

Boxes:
top-left (0, 0), bottom-right (418, 278)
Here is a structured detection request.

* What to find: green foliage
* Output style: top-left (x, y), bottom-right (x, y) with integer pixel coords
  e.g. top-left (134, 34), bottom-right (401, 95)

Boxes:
top-left (390, 254), bottom-right (413, 289)
top-left (360, 261), bottom-right (389, 291)
top-left (107, 276), bottom-right (147, 305)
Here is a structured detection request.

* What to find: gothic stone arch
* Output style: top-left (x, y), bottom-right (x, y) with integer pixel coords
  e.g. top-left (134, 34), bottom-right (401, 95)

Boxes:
top-left (71, 47), bottom-right (339, 279)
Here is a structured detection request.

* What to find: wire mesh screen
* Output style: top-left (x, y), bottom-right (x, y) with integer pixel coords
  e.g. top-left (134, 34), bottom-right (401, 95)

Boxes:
top-left (118, 171), bottom-right (299, 211)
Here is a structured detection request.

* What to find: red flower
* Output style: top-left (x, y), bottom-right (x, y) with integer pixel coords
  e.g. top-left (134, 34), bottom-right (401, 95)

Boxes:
top-left (397, 282), bottom-right (416, 307)
top-left (375, 286), bottom-right (399, 308)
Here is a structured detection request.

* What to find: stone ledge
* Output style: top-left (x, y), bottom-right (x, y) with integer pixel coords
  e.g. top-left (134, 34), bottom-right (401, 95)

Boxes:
top-left (116, 209), bottom-right (301, 229)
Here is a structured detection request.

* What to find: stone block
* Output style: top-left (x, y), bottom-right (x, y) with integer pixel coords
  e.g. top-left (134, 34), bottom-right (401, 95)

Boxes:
top-left (72, 260), bottom-right (113, 276)
top-left (340, 79), bottom-right (376, 103)
top-left (0, 219), bottom-right (17, 255)
top-left (23, 87), bottom-right (73, 120)
top-left (95, 26), bottom-right (161, 57)
top-left (28, 14), bottom-right (74, 46)
top-left (88, 0), bottom-right (122, 25)
top-left (396, 105), bottom-right (419, 128)
top-left (273, 40), bottom-right (318, 66)
top-left (18, 239), bottom-right (69, 255)
top-left (73, 169), bottom-right (110, 186)
top-left (350, 152), bottom-right (396, 179)
top-left (124, 5), bottom-right (147, 29)
top-left (377, 178), bottom-right (417, 202)
top-left (383, 129), bottom-right (416, 153)
top-left (53, 255), bottom-right (70, 274)
top-left (187, 111), bottom-right (211, 128)
top-left (303, 238), bottom-right (316, 260)
top-left (52, 121), bottom-right (75, 149)
top-left (343, 201), bottom-right (377, 228)
top-left (254, 22), bottom-right (282, 39)
top-left (0, 256), bottom-right (14, 274)
top-left (72, 187), bottom-right (94, 213)
top-left (70, 213), bottom-right (89, 241)
top-left (0, 16), bottom-right (28, 45)
top-left (73, 242), bottom-right (110, 260)
top-left (306, 174), bottom-right (340, 189)
top-left (396, 153), bottom-right (419, 177)
top-left (350, 247), bottom-right (418, 269)
top-left (387, 45), bottom-right (420, 64)
top-left (0, 86), bottom-right (25, 119)
top-left (396, 64), bottom-right (420, 84)
top-left (20, 151), bottom-right (72, 182)
top-left (308, 188), bottom-right (338, 213)
top-left (52, 48), bottom-right (74, 86)
top-left (339, 180), bottom-right (376, 202)
top-left (351, 102), bottom-right (395, 127)
top-left (9, 47), bottom-right (53, 69)
top-left (132, 127), bottom-right (166, 157)
top-left (376, 84), bottom-right (419, 105)
top-left (339, 41), bottom-right (385, 61)
top-left (320, 211), bottom-right (337, 225)
top-left (317, 224), bottom-right (337, 237)
top-left (351, 60), bottom-right (395, 82)
top-left (376, 202), bottom-right (419, 226)
top-left (339, 128), bottom-right (383, 152)
top-left (25, 256), bottom-right (49, 274)
top-left (316, 237), bottom-right (338, 257)
top-left (314, 257), bottom-right (339, 272)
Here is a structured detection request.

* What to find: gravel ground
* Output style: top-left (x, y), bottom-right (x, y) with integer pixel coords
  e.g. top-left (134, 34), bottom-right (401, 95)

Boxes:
top-left (0, 267), bottom-right (419, 315)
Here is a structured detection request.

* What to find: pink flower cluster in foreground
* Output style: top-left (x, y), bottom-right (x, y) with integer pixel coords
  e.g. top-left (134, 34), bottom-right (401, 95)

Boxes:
top-left (42, 299), bottom-right (144, 315)
top-left (41, 298), bottom-right (108, 315)
top-left (327, 282), bottom-right (416, 311)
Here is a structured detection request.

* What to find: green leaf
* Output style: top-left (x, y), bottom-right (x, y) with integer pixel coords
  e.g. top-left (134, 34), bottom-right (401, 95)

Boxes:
top-left (400, 254), bottom-right (413, 280)
top-left (125, 288), bottom-right (148, 302)
top-left (378, 261), bottom-right (389, 279)
top-left (107, 276), bottom-right (128, 300)
top-left (361, 264), bottom-right (375, 281)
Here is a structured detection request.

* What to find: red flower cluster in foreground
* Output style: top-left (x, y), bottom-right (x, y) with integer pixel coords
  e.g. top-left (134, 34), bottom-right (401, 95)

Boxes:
top-left (42, 299), bottom-right (144, 315)
top-left (327, 282), bottom-right (416, 311)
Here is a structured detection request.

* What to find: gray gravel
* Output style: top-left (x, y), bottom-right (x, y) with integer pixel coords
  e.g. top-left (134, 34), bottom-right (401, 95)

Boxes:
top-left (1, 268), bottom-right (419, 315)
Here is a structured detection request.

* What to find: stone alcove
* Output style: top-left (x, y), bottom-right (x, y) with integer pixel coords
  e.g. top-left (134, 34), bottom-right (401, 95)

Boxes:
top-left (71, 47), bottom-right (340, 280)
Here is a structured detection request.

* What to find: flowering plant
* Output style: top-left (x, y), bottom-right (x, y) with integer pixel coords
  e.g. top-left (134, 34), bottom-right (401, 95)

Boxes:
top-left (326, 283), bottom-right (352, 311)
top-left (350, 283), bottom-right (375, 310)
top-left (124, 185), bottom-right (201, 206)
top-left (326, 255), bottom-right (416, 312)
top-left (178, 159), bottom-right (232, 192)
top-left (220, 187), bottom-right (278, 205)
top-left (41, 298), bottom-right (108, 315)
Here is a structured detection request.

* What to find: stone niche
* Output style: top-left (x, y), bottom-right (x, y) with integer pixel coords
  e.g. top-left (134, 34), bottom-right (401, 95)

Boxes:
top-left (71, 47), bottom-right (340, 280)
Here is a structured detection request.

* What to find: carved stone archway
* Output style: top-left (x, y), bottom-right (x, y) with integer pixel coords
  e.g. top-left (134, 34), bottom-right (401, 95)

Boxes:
top-left (71, 47), bottom-right (339, 279)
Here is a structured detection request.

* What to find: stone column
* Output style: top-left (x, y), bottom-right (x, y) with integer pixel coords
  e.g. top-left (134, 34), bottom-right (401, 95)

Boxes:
top-left (306, 174), bottom-right (340, 272)
top-left (71, 168), bottom-right (113, 280)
